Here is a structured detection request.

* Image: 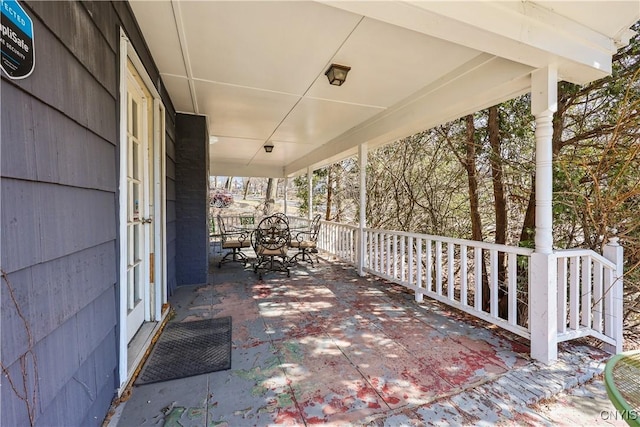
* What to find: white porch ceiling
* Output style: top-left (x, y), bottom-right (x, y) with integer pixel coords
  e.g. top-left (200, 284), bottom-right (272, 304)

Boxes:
top-left (129, 1), bottom-right (639, 178)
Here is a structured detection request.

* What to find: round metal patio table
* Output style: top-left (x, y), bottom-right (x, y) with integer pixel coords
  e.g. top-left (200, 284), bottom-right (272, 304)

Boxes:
top-left (605, 350), bottom-right (640, 427)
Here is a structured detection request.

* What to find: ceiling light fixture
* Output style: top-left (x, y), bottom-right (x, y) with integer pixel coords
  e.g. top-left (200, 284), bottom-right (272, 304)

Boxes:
top-left (264, 142), bottom-right (274, 153)
top-left (325, 63), bottom-right (351, 86)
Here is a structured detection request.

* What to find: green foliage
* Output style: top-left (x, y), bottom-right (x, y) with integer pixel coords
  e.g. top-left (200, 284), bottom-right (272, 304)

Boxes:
top-left (293, 169), bottom-right (328, 216)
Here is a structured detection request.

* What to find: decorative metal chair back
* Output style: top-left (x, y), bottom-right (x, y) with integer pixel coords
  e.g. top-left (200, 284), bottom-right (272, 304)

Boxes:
top-left (251, 214), bottom-right (290, 278)
top-left (217, 215), bottom-right (229, 239)
top-left (271, 212), bottom-right (289, 225)
top-left (309, 214), bottom-right (321, 241)
top-left (253, 214), bottom-right (290, 251)
top-left (217, 215), bottom-right (250, 267)
top-left (290, 214), bottom-right (321, 267)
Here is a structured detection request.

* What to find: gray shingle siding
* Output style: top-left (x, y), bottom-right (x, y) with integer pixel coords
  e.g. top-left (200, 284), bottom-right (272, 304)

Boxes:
top-left (1, 1), bottom-right (176, 425)
top-left (175, 113), bottom-right (209, 286)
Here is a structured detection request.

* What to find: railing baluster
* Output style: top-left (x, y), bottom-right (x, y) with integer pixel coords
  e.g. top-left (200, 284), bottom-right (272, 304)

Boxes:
top-left (460, 245), bottom-right (468, 306)
top-left (384, 233), bottom-right (391, 277)
top-left (393, 235), bottom-right (398, 279)
top-left (377, 232), bottom-right (381, 273)
top-left (379, 232), bottom-right (383, 274)
top-left (474, 247), bottom-right (482, 311)
top-left (401, 235), bottom-right (405, 280)
top-left (329, 224), bottom-right (334, 256)
top-left (508, 252), bottom-right (517, 325)
top-left (557, 256), bottom-right (568, 334)
top-left (581, 256), bottom-right (592, 328)
top-left (416, 238), bottom-right (422, 284)
top-left (569, 256), bottom-right (580, 330)
top-left (604, 267), bottom-right (614, 340)
top-left (426, 240), bottom-right (432, 292)
top-left (448, 243), bottom-right (455, 301)
top-left (415, 237), bottom-right (423, 302)
top-left (593, 261), bottom-right (603, 333)
top-left (351, 228), bottom-right (355, 263)
top-left (435, 241), bottom-right (443, 296)
top-left (406, 236), bottom-right (412, 285)
top-left (378, 232), bottom-right (383, 273)
top-left (363, 230), bottom-right (369, 269)
top-left (490, 249), bottom-right (498, 318)
top-left (372, 232), bottom-right (377, 271)
top-left (343, 226), bottom-right (347, 260)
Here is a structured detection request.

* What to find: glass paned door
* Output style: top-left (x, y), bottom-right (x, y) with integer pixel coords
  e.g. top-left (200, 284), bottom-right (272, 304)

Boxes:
top-left (126, 67), bottom-right (149, 342)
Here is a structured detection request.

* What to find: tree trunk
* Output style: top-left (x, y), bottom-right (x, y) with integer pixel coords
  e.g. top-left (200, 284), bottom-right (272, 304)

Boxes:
top-left (489, 106), bottom-right (507, 246)
top-left (243, 178), bottom-right (250, 200)
top-left (264, 178), bottom-right (277, 215)
top-left (463, 115), bottom-right (490, 308)
top-left (325, 166), bottom-right (334, 220)
top-left (464, 115), bottom-right (483, 241)
top-left (488, 106), bottom-right (509, 318)
top-left (225, 176), bottom-right (233, 191)
top-left (519, 186), bottom-right (535, 245)
top-left (335, 164), bottom-right (345, 222)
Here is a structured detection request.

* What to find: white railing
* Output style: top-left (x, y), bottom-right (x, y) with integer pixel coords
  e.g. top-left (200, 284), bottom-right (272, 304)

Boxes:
top-left (288, 218), bottom-right (625, 353)
top-left (318, 220), bottom-right (358, 264)
top-left (362, 228), bottom-right (534, 339)
top-left (288, 216), bottom-right (358, 264)
top-left (556, 243), bottom-right (623, 351)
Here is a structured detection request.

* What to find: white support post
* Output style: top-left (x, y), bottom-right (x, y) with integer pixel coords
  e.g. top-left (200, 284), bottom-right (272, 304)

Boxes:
top-left (357, 143), bottom-right (368, 276)
top-left (530, 66), bottom-right (558, 364)
top-left (283, 177), bottom-right (288, 215)
top-left (307, 167), bottom-right (313, 220)
top-left (603, 233), bottom-right (624, 354)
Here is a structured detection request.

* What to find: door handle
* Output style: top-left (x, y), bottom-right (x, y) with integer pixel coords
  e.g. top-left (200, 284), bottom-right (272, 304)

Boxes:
top-left (141, 217), bottom-right (153, 224)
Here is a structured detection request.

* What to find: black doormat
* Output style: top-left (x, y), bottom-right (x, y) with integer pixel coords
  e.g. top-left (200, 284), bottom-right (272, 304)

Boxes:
top-left (135, 317), bottom-right (232, 386)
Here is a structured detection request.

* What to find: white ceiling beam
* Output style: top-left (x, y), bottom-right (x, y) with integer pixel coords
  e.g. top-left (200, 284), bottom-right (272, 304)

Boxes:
top-left (319, 0), bottom-right (617, 83)
top-left (170, 0), bottom-right (198, 111)
top-left (210, 162), bottom-right (286, 179)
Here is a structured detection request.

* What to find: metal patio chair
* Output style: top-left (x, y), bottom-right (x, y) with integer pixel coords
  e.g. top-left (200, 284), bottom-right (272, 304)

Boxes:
top-left (290, 214), bottom-right (321, 267)
top-left (251, 214), bottom-right (290, 279)
top-left (217, 215), bottom-right (251, 268)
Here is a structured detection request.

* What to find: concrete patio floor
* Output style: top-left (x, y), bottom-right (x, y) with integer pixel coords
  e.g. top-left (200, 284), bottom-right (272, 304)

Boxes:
top-left (109, 252), bottom-right (624, 426)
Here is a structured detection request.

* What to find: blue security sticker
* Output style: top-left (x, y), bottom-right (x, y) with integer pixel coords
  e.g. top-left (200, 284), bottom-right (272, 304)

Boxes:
top-left (1, 0), bottom-right (34, 79)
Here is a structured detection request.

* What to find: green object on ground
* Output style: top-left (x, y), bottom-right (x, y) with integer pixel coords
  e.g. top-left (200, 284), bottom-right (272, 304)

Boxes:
top-left (604, 350), bottom-right (640, 427)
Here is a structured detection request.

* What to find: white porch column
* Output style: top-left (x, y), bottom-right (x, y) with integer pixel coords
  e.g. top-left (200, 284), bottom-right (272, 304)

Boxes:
top-left (604, 233), bottom-right (624, 354)
top-left (357, 143), bottom-right (368, 276)
top-left (530, 66), bottom-right (558, 364)
top-left (307, 166), bottom-right (313, 220)
top-left (283, 177), bottom-right (289, 215)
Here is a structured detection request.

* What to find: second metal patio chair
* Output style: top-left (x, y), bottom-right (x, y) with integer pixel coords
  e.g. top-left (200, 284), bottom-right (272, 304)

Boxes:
top-left (217, 215), bottom-right (251, 268)
top-left (290, 214), bottom-right (321, 267)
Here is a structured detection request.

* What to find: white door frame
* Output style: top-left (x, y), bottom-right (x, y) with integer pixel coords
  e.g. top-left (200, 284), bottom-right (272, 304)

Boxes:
top-left (118, 28), bottom-right (167, 392)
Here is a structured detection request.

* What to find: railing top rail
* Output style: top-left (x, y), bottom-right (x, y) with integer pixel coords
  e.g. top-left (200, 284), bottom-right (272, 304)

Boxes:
top-left (320, 220), bottom-right (358, 230)
top-left (363, 227), bottom-right (534, 256)
top-left (555, 248), bottom-right (617, 270)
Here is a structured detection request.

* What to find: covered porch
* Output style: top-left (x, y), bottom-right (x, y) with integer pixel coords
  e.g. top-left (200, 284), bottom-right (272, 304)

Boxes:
top-left (127, 0), bottom-right (636, 365)
top-left (112, 253), bottom-right (613, 426)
